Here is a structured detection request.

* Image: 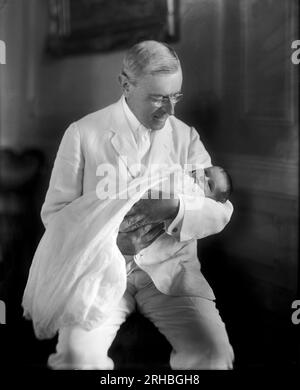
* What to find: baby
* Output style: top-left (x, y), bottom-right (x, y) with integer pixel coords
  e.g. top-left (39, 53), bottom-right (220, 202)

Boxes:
top-left (190, 165), bottom-right (233, 203)
top-left (119, 165), bottom-right (233, 233)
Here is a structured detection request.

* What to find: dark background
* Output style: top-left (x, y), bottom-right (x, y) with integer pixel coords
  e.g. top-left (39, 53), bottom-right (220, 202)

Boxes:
top-left (0, 0), bottom-right (299, 370)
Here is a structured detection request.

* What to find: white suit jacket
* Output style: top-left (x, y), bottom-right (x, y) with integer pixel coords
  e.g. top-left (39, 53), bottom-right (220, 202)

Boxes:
top-left (41, 97), bottom-right (233, 300)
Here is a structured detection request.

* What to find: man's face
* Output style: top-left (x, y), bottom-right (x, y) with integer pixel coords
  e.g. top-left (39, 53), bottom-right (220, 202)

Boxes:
top-left (125, 70), bottom-right (183, 130)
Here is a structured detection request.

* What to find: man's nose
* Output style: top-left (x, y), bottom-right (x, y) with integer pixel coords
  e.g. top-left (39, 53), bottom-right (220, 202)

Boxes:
top-left (163, 99), bottom-right (175, 115)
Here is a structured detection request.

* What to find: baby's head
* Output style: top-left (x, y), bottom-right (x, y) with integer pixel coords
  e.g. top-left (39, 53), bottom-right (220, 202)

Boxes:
top-left (203, 166), bottom-right (233, 203)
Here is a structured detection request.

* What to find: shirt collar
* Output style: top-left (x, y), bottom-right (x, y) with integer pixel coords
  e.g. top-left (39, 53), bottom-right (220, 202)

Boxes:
top-left (122, 95), bottom-right (145, 134)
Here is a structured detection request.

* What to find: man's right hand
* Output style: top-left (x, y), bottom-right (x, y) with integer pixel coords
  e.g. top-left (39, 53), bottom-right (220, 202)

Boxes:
top-left (117, 222), bottom-right (165, 256)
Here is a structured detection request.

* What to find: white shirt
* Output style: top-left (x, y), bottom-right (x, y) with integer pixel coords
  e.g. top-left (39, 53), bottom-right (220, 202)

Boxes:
top-left (122, 96), bottom-right (152, 162)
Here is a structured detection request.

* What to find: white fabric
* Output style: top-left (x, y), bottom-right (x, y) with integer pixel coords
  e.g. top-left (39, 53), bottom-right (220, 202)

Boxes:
top-left (136, 125), bottom-right (151, 161)
top-left (22, 168), bottom-right (198, 340)
top-left (122, 96), bottom-right (151, 161)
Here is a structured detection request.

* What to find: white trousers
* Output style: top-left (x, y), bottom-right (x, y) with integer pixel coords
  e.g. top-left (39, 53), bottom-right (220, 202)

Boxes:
top-left (48, 266), bottom-right (234, 370)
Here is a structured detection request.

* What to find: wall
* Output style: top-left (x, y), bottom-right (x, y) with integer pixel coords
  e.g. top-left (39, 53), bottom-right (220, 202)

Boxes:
top-left (0, 0), bottom-right (223, 159)
top-left (202, 0), bottom-right (299, 314)
top-left (0, 0), bottom-right (28, 148)
top-left (0, 0), bottom-right (126, 158)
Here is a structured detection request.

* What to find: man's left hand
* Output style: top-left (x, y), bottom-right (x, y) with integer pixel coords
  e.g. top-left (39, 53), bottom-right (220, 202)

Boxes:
top-left (119, 192), bottom-right (179, 233)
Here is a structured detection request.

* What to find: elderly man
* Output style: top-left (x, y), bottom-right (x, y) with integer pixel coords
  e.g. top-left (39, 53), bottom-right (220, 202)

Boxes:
top-left (41, 40), bottom-right (234, 370)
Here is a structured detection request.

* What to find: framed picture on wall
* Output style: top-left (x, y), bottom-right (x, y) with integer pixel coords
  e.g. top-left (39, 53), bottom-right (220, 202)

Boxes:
top-left (47, 0), bottom-right (180, 56)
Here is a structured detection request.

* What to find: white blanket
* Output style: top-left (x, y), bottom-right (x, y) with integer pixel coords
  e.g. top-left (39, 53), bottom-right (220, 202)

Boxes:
top-left (22, 168), bottom-right (201, 339)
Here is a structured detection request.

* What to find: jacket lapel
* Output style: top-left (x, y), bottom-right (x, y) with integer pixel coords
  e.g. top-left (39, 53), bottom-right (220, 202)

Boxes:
top-left (110, 98), bottom-right (140, 178)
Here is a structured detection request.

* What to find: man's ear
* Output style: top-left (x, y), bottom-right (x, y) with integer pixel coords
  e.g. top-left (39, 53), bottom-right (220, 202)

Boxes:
top-left (118, 73), bottom-right (132, 97)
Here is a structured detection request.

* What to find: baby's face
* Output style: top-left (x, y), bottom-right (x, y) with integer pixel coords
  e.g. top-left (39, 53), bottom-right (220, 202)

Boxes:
top-left (204, 167), bottom-right (228, 202)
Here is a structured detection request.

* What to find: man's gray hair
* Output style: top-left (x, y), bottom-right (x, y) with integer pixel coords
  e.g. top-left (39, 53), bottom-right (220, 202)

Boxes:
top-left (121, 40), bottom-right (181, 84)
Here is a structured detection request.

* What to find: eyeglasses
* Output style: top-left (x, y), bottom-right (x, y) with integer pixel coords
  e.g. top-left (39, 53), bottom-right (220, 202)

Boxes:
top-left (149, 93), bottom-right (183, 107)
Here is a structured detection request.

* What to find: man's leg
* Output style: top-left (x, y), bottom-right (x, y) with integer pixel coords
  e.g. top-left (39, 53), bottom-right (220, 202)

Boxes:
top-left (135, 270), bottom-right (234, 370)
top-left (47, 287), bottom-right (136, 370)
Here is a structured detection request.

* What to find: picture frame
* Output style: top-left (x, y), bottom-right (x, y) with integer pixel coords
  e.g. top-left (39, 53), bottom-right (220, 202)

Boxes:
top-left (47, 0), bottom-right (180, 56)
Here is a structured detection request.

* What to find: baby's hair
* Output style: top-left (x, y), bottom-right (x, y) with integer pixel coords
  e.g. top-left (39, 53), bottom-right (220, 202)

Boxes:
top-left (216, 166), bottom-right (233, 203)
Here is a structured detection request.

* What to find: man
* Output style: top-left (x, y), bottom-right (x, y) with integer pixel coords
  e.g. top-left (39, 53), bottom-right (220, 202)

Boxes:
top-left (41, 40), bottom-right (234, 369)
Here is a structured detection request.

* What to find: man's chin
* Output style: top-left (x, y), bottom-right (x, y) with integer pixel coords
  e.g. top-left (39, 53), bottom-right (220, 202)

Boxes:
top-left (151, 117), bottom-right (168, 130)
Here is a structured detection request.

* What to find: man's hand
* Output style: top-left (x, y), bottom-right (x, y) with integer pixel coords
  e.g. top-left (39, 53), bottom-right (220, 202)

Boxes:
top-left (117, 222), bottom-right (165, 255)
top-left (119, 193), bottom-right (179, 233)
